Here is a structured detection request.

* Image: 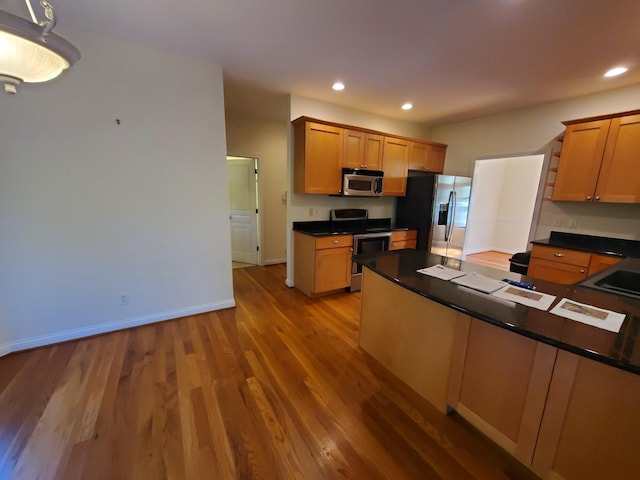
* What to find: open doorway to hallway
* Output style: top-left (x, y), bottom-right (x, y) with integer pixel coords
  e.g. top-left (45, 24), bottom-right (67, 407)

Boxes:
top-left (464, 154), bottom-right (545, 271)
top-left (227, 156), bottom-right (260, 268)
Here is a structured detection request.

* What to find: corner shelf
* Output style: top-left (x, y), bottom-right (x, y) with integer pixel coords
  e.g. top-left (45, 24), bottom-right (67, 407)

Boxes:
top-left (542, 136), bottom-right (563, 201)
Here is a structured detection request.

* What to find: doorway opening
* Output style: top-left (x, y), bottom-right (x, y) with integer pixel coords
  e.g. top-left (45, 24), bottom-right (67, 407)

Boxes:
top-left (227, 155), bottom-right (260, 268)
top-left (463, 154), bottom-right (545, 271)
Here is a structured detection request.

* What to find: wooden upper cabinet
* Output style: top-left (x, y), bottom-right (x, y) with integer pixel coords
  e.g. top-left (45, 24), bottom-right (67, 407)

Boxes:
top-left (343, 130), bottom-right (384, 170)
top-left (409, 142), bottom-right (446, 173)
top-left (552, 119), bottom-right (610, 202)
top-left (382, 137), bottom-right (410, 196)
top-left (552, 110), bottom-right (640, 203)
top-left (596, 114), bottom-right (640, 203)
top-left (294, 120), bottom-right (343, 195)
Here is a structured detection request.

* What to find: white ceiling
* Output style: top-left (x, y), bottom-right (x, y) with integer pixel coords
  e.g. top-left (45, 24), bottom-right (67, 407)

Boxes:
top-left (45, 0), bottom-right (640, 124)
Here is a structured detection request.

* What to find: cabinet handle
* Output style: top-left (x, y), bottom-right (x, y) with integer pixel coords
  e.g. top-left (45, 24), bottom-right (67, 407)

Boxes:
top-left (554, 253), bottom-right (564, 257)
top-left (350, 248), bottom-right (353, 252)
top-left (333, 240), bottom-right (339, 244)
top-left (586, 195), bottom-right (592, 201)
top-left (595, 196), bottom-right (600, 201)
top-left (580, 269), bottom-right (585, 273)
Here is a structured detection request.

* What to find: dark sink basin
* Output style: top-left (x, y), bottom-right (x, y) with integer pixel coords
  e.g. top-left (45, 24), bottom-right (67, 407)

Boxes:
top-left (593, 270), bottom-right (640, 297)
top-left (580, 258), bottom-right (640, 300)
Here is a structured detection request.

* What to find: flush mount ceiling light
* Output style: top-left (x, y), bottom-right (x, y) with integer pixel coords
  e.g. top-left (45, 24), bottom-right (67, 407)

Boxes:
top-left (604, 66), bottom-right (628, 78)
top-left (332, 82), bottom-right (345, 91)
top-left (401, 103), bottom-right (413, 110)
top-left (0, 0), bottom-right (80, 93)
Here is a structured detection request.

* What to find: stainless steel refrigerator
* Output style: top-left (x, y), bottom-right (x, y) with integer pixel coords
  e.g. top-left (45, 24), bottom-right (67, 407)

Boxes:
top-left (395, 173), bottom-right (472, 260)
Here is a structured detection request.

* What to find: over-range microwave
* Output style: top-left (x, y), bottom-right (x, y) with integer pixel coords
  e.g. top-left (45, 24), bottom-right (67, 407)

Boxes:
top-left (342, 168), bottom-right (384, 197)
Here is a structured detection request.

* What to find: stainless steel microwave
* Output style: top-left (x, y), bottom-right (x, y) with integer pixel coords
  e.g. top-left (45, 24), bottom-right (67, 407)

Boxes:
top-left (342, 168), bottom-right (384, 197)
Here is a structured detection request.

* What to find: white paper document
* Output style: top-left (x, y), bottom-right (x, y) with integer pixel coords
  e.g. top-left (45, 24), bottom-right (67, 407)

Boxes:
top-left (417, 264), bottom-right (467, 281)
top-left (550, 298), bottom-right (626, 333)
top-left (450, 272), bottom-right (507, 294)
top-left (492, 285), bottom-right (556, 311)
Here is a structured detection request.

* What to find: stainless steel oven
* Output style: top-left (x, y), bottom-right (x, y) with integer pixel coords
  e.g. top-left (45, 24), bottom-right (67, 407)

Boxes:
top-left (350, 231), bottom-right (392, 292)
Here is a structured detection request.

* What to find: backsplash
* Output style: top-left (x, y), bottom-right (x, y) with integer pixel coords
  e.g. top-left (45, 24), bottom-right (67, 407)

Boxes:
top-left (535, 201), bottom-right (640, 241)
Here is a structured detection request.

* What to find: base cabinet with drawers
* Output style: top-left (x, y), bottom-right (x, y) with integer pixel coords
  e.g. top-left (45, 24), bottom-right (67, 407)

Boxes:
top-left (293, 232), bottom-right (353, 297)
top-left (390, 229), bottom-right (417, 250)
top-left (528, 244), bottom-right (621, 284)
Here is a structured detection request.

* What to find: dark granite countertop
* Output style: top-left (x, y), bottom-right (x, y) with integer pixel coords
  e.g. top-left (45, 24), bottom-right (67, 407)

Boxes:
top-left (293, 218), bottom-right (392, 236)
top-left (354, 249), bottom-right (640, 375)
top-left (531, 231), bottom-right (640, 258)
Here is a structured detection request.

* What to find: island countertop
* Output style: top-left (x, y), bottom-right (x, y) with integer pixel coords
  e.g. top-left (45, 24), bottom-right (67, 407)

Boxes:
top-left (354, 249), bottom-right (640, 375)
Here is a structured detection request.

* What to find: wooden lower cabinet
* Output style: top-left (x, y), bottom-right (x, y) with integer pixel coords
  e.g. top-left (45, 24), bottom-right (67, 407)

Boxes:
top-left (532, 351), bottom-right (640, 480)
top-left (390, 229), bottom-right (417, 250)
top-left (448, 318), bottom-right (557, 465)
top-left (528, 245), bottom-right (620, 284)
top-left (293, 232), bottom-right (353, 297)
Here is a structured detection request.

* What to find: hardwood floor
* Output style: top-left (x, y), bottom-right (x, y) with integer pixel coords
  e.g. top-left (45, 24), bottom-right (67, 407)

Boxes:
top-left (0, 264), bottom-right (539, 479)
top-left (465, 251), bottom-right (513, 272)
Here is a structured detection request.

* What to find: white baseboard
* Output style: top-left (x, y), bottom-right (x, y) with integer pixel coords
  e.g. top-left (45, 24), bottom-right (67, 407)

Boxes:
top-left (0, 299), bottom-right (236, 357)
top-left (263, 258), bottom-right (286, 265)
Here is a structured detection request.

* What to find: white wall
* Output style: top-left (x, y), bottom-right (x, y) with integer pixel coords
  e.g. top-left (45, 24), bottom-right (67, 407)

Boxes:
top-left (432, 84), bottom-right (640, 241)
top-left (286, 96), bottom-right (433, 285)
top-left (466, 155), bottom-right (544, 255)
top-left (0, 29), bottom-right (234, 354)
top-left (225, 111), bottom-right (289, 265)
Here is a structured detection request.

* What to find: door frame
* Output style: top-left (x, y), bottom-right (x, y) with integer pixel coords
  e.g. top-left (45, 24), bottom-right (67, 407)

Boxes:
top-left (464, 151), bottom-right (546, 256)
top-left (227, 154), bottom-right (262, 266)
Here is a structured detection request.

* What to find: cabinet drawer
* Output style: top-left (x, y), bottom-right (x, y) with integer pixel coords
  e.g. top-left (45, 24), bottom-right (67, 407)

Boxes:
top-left (391, 229), bottom-right (417, 241)
top-left (315, 235), bottom-right (353, 249)
top-left (390, 239), bottom-right (416, 250)
top-left (530, 245), bottom-right (591, 267)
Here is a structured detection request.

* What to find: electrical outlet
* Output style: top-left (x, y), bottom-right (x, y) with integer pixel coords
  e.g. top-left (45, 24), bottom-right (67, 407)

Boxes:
top-left (120, 292), bottom-right (128, 305)
top-left (568, 218), bottom-right (578, 228)
top-left (552, 216), bottom-right (562, 227)
top-left (308, 207), bottom-right (314, 216)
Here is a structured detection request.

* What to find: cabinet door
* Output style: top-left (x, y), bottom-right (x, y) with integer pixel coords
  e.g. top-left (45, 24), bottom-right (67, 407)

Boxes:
top-left (528, 258), bottom-right (588, 284)
top-left (450, 319), bottom-right (556, 465)
top-left (552, 120), bottom-right (610, 202)
top-left (408, 141), bottom-right (429, 171)
top-left (295, 121), bottom-right (343, 195)
top-left (533, 352), bottom-right (640, 480)
top-left (314, 247), bottom-right (352, 293)
top-left (426, 145), bottom-right (446, 173)
top-left (382, 137), bottom-right (410, 196)
top-left (596, 114), bottom-right (640, 203)
top-left (362, 133), bottom-right (384, 170)
top-left (588, 254), bottom-right (620, 276)
top-left (343, 129), bottom-right (365, 169)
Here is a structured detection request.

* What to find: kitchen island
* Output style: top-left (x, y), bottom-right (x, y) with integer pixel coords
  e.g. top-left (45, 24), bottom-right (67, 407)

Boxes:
top-left (354, 249), bottom-right (640, 480)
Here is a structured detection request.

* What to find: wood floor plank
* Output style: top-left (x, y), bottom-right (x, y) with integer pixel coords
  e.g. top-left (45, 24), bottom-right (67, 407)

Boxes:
top-left (0, 263), bottom-right (540, 479)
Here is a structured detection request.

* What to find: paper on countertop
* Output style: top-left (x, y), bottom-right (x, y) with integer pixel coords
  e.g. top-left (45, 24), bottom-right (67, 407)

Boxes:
top-left (417, 264), bottom-right (467, 280)
top-left (550, 298), bottom-right (626, 333)
top-left (492, 285), bottom-right (556, 311)
top-left (450, 272), bottom-right (507, 294)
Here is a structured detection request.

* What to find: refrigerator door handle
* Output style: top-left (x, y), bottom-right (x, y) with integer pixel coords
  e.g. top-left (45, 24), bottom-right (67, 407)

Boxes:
top-left (444, 190), bottom-right (454, 241)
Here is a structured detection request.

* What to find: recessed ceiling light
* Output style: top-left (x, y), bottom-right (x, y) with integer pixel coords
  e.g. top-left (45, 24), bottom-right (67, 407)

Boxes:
top-left (401, 103), bottom-right (413, 110)
top-left (332, 82), bottom-right (345, 91)
top-left (604, 66), bottom-right (628, 78)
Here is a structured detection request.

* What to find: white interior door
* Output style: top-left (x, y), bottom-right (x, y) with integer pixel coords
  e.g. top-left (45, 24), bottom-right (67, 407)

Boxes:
top-left (228, 157), bottom-right (259, 264)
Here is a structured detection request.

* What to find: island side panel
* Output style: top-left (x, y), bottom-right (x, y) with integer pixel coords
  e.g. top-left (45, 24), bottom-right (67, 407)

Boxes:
top-left (358, 267), bottom-right (464, 413)
top-left (534, 351), bottom-right (640, 480)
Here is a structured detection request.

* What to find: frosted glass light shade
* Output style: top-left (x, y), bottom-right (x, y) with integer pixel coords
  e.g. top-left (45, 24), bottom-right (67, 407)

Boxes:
top-left (0, 9), bottom-right (80, 83)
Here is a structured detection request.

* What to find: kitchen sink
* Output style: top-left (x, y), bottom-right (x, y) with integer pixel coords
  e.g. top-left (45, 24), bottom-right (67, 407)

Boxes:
top-left (580, 258), bottom-right (640, 300)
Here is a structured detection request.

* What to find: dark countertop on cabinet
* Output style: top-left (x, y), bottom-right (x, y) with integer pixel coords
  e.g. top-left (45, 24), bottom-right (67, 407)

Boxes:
top-left (354, 249), bottom-right (640, 375)
top-left (293, 218), bottom-right (392, 236)
top-left (531, 231), bottom-right (640, 258)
